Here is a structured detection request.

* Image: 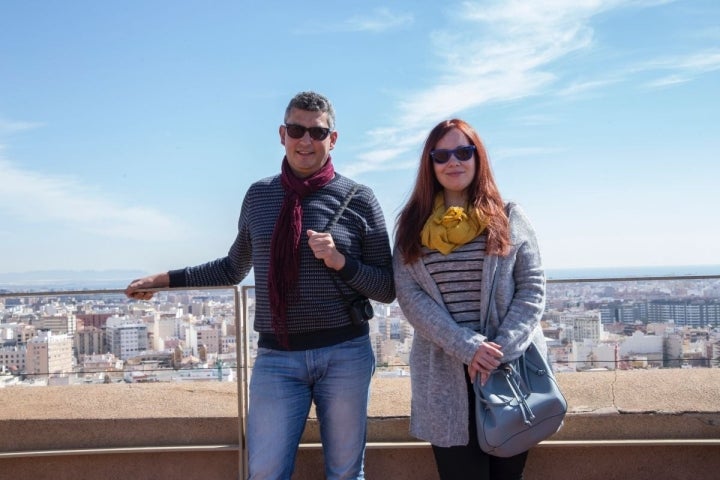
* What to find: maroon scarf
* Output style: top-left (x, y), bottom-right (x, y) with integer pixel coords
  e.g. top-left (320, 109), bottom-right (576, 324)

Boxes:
top-left (268, 156), bottom-right (335, 347)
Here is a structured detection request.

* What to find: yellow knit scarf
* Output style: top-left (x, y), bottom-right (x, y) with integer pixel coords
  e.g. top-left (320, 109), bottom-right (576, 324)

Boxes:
top-left (420, 192), bottom-right (488, 254)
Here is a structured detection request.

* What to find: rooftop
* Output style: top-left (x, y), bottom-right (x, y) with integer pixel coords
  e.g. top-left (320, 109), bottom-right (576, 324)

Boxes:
top-left (1, 279), bottom-right (719, 479)
top-left (1, 368), bottom-right (719, 479)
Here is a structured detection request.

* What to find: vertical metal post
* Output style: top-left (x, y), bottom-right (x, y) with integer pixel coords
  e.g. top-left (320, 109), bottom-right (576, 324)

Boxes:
top-left (234, 286), bottom-right (251, 480)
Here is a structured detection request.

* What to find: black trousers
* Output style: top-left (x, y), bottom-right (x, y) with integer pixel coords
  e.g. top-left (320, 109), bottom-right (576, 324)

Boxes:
top-left (431, 371), bottom-right (528, 480)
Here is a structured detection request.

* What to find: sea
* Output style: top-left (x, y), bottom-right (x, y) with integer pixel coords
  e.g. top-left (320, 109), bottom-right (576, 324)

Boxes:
top-left (545, 264), bottom-right (720, 280)
top-left (1, 266), bottom-right (719, 292)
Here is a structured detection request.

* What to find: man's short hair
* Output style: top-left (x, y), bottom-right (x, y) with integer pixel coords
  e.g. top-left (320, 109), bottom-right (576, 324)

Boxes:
top-left (285, 91), bottom-right (335, 130)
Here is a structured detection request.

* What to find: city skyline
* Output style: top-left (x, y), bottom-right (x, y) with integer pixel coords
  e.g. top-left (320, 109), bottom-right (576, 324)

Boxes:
top-left (1, 1), bottom-right (719, 277)
top-left (2, 274), bottom-right (718, 385)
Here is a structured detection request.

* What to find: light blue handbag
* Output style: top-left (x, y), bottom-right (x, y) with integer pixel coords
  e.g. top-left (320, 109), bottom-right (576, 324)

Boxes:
top-left (474, 342), bottom-right (567, 457)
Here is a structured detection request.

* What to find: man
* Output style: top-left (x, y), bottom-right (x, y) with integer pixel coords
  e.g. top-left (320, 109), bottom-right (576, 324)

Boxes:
top-left (125, 91), bottom-right (395, 479)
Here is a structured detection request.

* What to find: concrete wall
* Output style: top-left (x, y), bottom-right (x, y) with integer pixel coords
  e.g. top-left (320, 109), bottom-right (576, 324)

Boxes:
top-left (1, 369), bottom-right (719, 480)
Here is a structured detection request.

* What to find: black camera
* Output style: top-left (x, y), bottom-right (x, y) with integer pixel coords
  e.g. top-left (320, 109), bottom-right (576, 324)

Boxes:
top-left (348, 297), bottom-right (374, 326)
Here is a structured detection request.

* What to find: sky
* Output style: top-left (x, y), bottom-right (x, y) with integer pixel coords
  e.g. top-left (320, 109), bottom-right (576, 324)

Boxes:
top-left (1, 0), bottom-right (719, 280)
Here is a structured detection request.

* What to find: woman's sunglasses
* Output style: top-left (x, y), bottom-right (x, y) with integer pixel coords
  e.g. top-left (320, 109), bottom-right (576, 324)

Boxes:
top-left (430, 145), bottom-right (476, 164)
top-left (284, 123), bottom-right (332, 141)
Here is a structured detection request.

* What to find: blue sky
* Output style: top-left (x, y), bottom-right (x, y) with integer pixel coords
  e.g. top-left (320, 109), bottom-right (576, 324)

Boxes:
top-left (1, 0), bottom-right (719, 278)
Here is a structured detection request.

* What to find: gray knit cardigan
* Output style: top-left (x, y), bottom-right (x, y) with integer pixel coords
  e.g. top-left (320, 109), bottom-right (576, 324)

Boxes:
top-left (392, 202), bottom-right (547, 447)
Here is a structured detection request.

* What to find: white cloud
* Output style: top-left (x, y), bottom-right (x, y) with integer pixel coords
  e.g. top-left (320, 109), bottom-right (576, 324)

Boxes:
top-left (0, 118), bottom-right (44, 134)
top-left (301, 8), bottom-right (413, 34)
top-left (0, 157), bottom-right (182, 241)
top-left (641, 50), bottom-right (720, 87)
top-left (493, 146), bottom-right (566, 162)
top-left (346, 0), bottom-right (718, 178)
top-left (349, 1), bottom-right (618, 176)
top-left (340, 7), bottom-right (414, 33)
top-left (343, 147), bottom-right (417, 176)
top-left (395, 73), bottom-right (555, 129)
top-left (552, 49), bottom-right (720, 96)
top-left (511, 114), bottom-right (559, 126)
top-left (417, 1), bottom-right (601, 113)
top-left (644, 74), bottom-right (692, 88)
top-left (557, 78), bottom-right (623, 97)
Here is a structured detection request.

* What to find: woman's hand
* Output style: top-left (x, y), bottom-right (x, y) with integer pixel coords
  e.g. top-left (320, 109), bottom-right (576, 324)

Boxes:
top-left (468, 341), bottom-right (504, 385)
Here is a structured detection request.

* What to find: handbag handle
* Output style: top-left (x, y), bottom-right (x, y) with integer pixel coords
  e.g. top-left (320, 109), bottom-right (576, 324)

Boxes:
top-left (476, 365), bottom-right (536, 426)
top-left (477, 343), bottom-right (540, 403)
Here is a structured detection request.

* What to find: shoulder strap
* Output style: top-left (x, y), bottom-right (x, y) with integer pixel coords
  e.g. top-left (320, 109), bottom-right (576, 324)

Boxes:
top-left (324, 184), bottom-right (360, 232)
top-left (323, 183), bottom-right (362, 303)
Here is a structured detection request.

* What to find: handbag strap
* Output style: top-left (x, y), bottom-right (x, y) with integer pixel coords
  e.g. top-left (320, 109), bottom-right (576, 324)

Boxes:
top-left (476, 365), bottom-right (536, 426)
top-left (479, 202), bottom-right (512, 336)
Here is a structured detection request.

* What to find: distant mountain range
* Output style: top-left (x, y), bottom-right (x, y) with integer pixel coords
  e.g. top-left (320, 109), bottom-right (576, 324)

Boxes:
top-left (0, 269), bottom-right (255, 291)
top-left (0, 269), bottom-right (149, 290)
top-left (546, 264), bottom-right (720, 279)
top-left (0, 265), bottom-right (716, 292)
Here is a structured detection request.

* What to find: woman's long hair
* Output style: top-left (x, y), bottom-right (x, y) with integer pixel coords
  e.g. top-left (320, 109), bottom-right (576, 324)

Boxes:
top-left (394, 119), bottom-right (510, 264)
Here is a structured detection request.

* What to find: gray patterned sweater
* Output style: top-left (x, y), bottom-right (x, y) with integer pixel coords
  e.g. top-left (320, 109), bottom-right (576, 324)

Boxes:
top-left (169, 173), bottom-right (395, 350)
top-left (393, 202), bottom-right (546, 447)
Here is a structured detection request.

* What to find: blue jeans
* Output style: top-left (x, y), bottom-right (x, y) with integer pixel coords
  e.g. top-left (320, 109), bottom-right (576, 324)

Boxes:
top-left (247, 335), bottom-right (375, 480)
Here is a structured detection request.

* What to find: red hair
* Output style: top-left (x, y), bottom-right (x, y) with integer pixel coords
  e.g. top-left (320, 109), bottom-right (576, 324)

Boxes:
top-left (394, 119), bottom-right (510, 263)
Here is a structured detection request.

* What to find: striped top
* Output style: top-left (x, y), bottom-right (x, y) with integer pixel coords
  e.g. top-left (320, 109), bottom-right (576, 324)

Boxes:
top-left (168, 172), bottom-right (395, 350)
top-left (421, 234), bottom-right (486, 333)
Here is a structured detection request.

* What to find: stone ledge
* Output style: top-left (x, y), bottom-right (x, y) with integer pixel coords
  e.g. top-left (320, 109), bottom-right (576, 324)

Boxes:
top-left (0, 369), bottom-right (718, 454)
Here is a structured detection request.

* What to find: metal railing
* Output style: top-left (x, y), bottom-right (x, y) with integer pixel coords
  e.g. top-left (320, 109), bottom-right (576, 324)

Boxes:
top-left (1, 273), bottom-right (719, 478)
top-left (0, 285), bottom-right (250, 478)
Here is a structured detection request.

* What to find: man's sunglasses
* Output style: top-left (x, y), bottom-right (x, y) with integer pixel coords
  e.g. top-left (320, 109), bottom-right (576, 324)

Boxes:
top-left (284, 123), bottom-right (332, 141)
top-left (430, 145), bottom-right (476, 164)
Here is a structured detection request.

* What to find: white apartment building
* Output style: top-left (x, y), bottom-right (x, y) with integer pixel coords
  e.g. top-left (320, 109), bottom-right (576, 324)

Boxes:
top-left (713, 341), bottom-right (720, 368)
top-left (25, 331), bottom-right (74, 378)
top-left (75, 326), bottom-right (105, 355)
top-left (561, 311), bottom-right (603, 343)
top-left (196, 326), bottom-right (221, 355)
top-left (571, 339), bottom-right (618, 371)
top-left (190, 300), bottom-right (206, 316)
top-left (619, 330), bottom-right (664, 367)
top-left (0, 345), bottom-right (26, 371)
top-left (184, 324), bottom-right (198, 356)
top-left (0, 323), bottom-right (15, 342)
top-left (221, 334), bottom-right (236, 354)
top-left (152, 314), bottom-right (183, 350)
top-left (665, 334), bottom-right (684, 368)
top-left (79, 353), bottom-right (123, 371)
top-left (1, 322), bottom-right (37, 344)
top-left (106, 316), bottom-right (148, 361)
top-left (620, 330), bottom-right (663, 356)
top-left (32, 314), bottom-right (76, 335)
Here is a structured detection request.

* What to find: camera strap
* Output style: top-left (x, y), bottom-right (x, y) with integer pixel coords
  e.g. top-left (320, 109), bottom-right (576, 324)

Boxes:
top-left (322, 183), bottom-right (366, 307)
top-left (324, 183), bottom-right (360, 233)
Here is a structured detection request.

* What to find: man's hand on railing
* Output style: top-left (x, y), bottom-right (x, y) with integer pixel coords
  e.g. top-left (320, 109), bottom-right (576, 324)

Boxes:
top-left (125, 272), bottom-right (170, 300)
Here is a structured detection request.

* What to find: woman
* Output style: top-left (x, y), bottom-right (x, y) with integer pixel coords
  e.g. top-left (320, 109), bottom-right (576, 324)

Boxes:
top-left (393, 119), bottom-right (546, 480)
